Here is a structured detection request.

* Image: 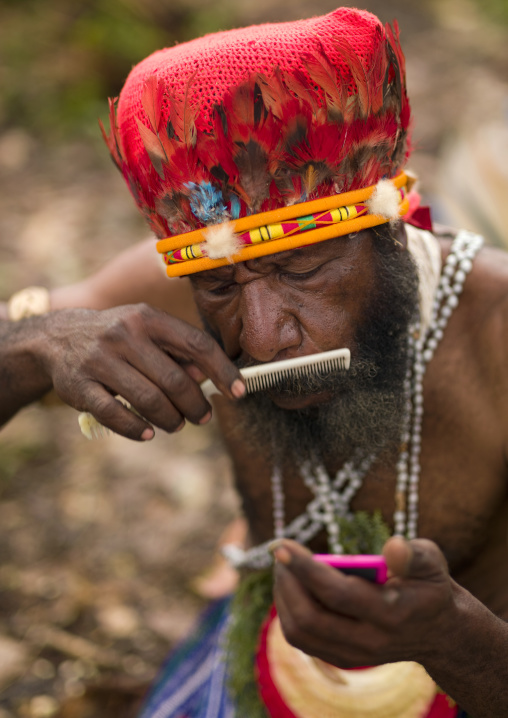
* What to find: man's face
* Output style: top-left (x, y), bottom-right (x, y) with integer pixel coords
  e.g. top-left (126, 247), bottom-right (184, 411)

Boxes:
top-left (191, 226), bottom-right (418, 462)
top-left (191, 230), bottom-right (382, 410)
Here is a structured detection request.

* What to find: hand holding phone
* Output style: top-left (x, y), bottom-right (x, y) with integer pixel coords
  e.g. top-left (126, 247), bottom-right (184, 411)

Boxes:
top-left (313, 554), bottom-right (387, 584)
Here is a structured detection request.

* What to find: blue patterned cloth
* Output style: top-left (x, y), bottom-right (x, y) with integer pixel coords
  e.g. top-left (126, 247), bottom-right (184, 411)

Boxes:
top-left (138, 598), bottom-right (235, 718)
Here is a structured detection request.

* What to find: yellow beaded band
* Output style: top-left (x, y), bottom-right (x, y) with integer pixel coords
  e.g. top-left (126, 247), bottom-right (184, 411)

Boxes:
top-left (157, 173), bottom-right (409, 277)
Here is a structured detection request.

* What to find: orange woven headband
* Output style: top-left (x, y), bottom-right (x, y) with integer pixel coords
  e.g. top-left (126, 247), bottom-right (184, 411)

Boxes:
top-left (157, 173), bottom-right (409, 277)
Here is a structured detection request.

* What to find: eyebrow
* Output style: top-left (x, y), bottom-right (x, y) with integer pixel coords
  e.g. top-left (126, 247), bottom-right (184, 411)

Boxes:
top-left (190, 266), bottom-right (235, 284)
top-left (191, 242), bottom-right (344, 285)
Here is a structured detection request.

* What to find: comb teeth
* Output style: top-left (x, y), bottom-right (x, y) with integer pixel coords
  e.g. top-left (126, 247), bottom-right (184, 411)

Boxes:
top-left (243, 355), bottom-right (348, 394)
top-left (200, 348), bottom-right (350, 399)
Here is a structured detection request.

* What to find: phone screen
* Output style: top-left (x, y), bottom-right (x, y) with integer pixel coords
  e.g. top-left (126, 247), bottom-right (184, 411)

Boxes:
top-left (313, 555), bottom-right (387, 584)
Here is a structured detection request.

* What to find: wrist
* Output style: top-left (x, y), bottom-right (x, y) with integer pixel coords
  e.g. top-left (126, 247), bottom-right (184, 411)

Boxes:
top-left (0, 313), bottom-right (56, 425)
top-left (423, 581), bottom-right (508, 715)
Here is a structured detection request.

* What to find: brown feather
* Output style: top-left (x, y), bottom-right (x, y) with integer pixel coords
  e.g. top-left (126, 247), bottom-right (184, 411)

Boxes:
top-left (229, 81), bottom-right (256, 133)
top-left (233, 139), bottom-right (271, 212)
top-left (303, 164), bottom-right (320, 196)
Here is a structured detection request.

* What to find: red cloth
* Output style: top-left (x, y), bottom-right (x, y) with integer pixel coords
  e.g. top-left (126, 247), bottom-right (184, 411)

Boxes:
top-left (405, 190), bottom-right (433, 231)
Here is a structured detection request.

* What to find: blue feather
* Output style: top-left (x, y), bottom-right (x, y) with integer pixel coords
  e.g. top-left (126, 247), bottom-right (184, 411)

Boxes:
top-left (230, 195), bottom-right (241, 220)
top-left (184, 181), bottom-right (229, 224)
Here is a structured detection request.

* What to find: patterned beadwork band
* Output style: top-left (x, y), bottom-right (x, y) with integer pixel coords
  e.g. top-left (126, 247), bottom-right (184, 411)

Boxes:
top-left (157, 173), bottom-right (409, 277)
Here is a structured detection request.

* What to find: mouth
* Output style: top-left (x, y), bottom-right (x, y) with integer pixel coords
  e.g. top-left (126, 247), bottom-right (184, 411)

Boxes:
top-left (265, 385), bottom-right (339, 410)
top-left (235, 352), bottom-right (352, 409)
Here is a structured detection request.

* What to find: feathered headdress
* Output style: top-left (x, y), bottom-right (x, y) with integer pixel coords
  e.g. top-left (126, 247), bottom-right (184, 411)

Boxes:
top-left (101, 8), bottom-right (413, 276)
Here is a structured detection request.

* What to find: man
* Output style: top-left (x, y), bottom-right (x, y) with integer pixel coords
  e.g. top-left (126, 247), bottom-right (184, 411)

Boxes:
top-left (2, 7), bottom-right (508, 717)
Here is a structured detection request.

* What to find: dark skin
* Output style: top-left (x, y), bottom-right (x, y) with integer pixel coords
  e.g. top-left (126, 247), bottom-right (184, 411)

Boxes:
top-left (2, 224), bottom-right (508, 715)
top-left (192, 226), bottom-right (508, 717)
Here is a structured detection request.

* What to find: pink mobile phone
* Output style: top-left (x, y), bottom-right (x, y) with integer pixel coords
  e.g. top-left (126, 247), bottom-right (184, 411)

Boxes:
top-left (313, 554), bottom-right (388, 584)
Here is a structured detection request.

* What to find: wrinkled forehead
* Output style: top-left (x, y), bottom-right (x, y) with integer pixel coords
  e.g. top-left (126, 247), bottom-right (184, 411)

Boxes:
top-left (189, 230), bottom-right (379, 287)
top-left (191, 224), bottom-right (405, 280)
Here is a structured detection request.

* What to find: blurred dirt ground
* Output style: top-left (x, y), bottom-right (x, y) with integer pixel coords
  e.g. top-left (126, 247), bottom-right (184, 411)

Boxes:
top-left (0, 1), bottom-right (507, 716)
top-left (0, 405), bottom-right (240, 718)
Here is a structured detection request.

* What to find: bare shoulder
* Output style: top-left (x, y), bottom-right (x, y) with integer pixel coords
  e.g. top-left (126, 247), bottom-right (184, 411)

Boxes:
top-left (443, 236), bottom-right (508, 448)
top-left (456, 239), bottom-right (508, 318)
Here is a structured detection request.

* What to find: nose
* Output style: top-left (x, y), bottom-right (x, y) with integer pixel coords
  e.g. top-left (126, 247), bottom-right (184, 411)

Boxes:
top-left (238, 279), bottom-right (302, 363)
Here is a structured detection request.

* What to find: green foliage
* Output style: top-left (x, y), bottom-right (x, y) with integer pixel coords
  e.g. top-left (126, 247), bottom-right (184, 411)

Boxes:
top-left (337, 510), bottom-right (391, 555)
top-left (226, 569), bottom-right (273, 718)
top-left (472, 0), bottom-right (508, 24)
top-left (0, 0), bottom-right (237, 139)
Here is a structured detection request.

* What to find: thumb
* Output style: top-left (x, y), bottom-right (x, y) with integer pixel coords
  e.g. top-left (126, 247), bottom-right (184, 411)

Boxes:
top-left (383, 537), bottom-right (449, 582)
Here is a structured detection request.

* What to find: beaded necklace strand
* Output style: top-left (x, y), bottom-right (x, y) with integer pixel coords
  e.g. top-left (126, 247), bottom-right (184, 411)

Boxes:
top-left (223, 230), bottom-right (483, 570)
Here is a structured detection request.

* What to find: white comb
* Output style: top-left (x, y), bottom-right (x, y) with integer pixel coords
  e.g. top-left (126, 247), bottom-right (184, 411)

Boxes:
top-left (200, 348), bottom-right (351, 399)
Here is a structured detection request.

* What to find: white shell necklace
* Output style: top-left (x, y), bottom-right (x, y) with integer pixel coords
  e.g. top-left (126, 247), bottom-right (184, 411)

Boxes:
top-left (223, 230), bottom-right (483, 570)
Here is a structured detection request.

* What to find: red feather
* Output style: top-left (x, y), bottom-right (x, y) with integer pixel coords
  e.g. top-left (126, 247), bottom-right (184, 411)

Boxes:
top-left (141, 75), bottom-right (165, 134)
top-left (333, 36), bottom-right (370, 117)
top-left (99, 97), bottom-right (123, 169)
top-left (385, 22), bottom-right (406, 89)
top-left (282, 68), bottom-right (323, 119)
top-left (135, 117), bottom-right (167, 178)
top-left (256, 68), bottom-right (286, 120)
top-left (169, 71), bottom-right (198, 147)
top-left (366, 31), bottom-right (389, 115)
top-left (303, 50), bottom-right (347, 123)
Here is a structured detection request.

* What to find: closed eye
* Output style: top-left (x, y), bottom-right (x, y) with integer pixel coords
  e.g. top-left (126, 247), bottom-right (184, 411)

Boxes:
top-left (279, 266), bottom-right (322, 282)
top-left (206, 282), bottom-right (237, 296)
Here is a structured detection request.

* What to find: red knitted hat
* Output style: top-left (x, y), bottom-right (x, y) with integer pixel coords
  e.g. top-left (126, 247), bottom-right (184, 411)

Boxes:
top-left (102, 7), bottom-right (411, 240)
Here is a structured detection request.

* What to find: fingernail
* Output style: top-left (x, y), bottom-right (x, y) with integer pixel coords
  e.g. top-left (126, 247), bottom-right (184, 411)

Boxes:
top-left (272, 546), bottom-right (292, 566)
top-left (141, 428), bottom-right (155, 441)
top-left (175, 420), bottom-right (186, 432)
top-left (268, 539), bottom-right (283, 553)
top-left (231, 379), bottom-right (246, 399)
top-left (199, 411), bottom-right (212, 425)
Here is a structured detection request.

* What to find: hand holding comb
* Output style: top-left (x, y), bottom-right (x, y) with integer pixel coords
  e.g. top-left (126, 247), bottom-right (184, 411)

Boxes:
top-left (78, 348), bottom-right (351, 439)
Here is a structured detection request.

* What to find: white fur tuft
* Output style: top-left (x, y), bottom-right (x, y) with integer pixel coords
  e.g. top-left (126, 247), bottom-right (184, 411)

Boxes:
top-left (366, 180), bottom-right (401, 222)
top-left (202, 224), bottom-right (242, 260)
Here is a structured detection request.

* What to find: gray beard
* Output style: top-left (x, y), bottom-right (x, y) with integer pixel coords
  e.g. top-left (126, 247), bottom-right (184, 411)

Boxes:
top-left (230, 238), bottom-right (420, 470)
